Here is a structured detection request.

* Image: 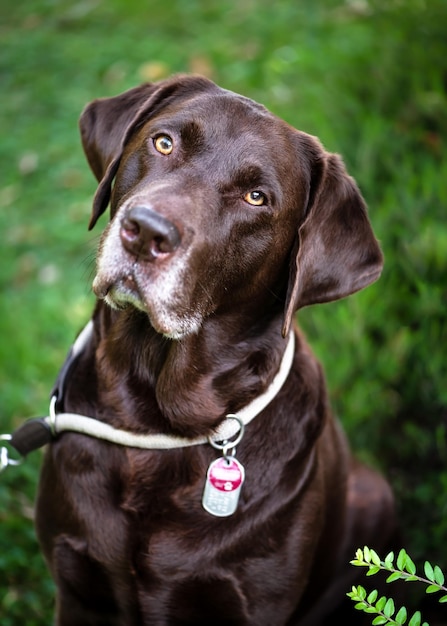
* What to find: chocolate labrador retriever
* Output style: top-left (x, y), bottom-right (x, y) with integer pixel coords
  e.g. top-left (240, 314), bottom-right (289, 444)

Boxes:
top-left (36, 75), bottom-right (398, 625)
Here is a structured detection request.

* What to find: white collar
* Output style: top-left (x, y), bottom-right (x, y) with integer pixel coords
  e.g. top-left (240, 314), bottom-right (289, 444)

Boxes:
top-left (45, 328), bottom-right (295, 450)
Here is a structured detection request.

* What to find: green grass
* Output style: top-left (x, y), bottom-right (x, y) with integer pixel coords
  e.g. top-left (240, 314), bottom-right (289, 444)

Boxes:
top-left (1, 0), bottom-right (446, 623)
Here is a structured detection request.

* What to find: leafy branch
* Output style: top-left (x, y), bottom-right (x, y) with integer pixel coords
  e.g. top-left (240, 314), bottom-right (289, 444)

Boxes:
top-left (347, 547), bottom-right (447, 625)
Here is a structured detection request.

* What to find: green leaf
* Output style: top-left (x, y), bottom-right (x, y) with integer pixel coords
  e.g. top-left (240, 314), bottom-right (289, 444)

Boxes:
top-left (368, 589), bottom-right (379, 604)
top-left (426, 584), bottom-right (440, 594)
top-left (357, 585), bottom-right (367, 600)
top-left (384, 551), bottom-right (395, 567)
top-left (351, 559), bottom-right (365, 567)
top-left (370, 549), bottom-right (381, 566)
top-left (424, 561), bottom-right (435, 582)
top-left (387, 572), bottom-right (404, 583)
top-left (405, 554), bottom-right (416, 576)
top-left (355, 548), bottom-right (364, 561)
top-left (367, 566), bottom-right (381, 576)
top-left (434, 565), bottom-right (445, 586)
top-left (376, 596), bottom-right (387, 612)
top-left (384, 597), bottom-right (395, 617)
top-left (354, 602), bottom-right (368, 610)
top-left (439, 594), bottom-right (447, 603)
top-left (408, 611), bottom-right (421, 626)
top-left (372, 617), bottom-right (388, 625)
top-left (395, 606), bottom-right (408, 624)
top-left (397, 549), bottom-right (407, 571)
top-left (404, 576), bottom-right (419, 582)
top-left (364, 546), bottom-right (372, 563)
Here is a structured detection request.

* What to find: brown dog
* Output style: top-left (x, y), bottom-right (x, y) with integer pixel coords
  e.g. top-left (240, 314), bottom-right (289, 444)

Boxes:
top-left (36, 75), bottom-right (397, 625)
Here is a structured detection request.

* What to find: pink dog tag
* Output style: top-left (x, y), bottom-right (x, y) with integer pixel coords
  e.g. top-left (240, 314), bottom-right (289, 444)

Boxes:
top-left (202, 456), bottom-right (245, 517)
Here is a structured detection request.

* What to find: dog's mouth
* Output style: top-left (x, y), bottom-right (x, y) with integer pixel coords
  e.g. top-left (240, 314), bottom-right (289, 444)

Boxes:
top-left (115, 278), bottom-right (146, 312)
top-left (93, 270), bottom-right (203, 339)
top-left (93, 271), bottom-right (145, 311)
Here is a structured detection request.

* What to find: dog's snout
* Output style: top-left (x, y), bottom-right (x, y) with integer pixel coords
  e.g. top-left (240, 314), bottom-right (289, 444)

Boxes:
top-left (120, 205), bottom-right (181, 259)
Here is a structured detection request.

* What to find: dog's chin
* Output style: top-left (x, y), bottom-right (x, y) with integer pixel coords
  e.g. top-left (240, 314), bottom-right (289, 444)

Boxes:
top-left (96, 276), bottom-right (202, 340)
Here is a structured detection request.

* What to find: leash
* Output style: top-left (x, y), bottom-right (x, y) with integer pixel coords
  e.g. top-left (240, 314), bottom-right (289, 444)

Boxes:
top-left (1, 327), bottom-right (295, 472)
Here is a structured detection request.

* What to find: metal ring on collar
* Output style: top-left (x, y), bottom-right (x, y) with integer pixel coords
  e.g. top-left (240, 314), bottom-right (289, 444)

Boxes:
top-left (208, 414), bottom-right (245, 451)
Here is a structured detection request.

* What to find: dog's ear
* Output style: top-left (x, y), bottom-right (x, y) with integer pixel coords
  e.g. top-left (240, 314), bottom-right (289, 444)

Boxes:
top-left (282, 136), bottom-right (383, 337)
top-left (80, 84), bottom-right (158, 229)
top-left (79, 84), bottom-right (157, 183)
top-left (79, 75), bottom-right (217, 230)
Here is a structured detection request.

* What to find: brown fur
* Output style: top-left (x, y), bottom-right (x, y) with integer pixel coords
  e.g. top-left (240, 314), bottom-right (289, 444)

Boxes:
top-left (36, 75), bottom-right (398, 625)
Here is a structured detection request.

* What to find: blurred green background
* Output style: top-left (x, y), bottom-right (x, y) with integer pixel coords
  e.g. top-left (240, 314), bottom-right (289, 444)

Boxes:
top-left (1, 0), bottom-right (446, 624)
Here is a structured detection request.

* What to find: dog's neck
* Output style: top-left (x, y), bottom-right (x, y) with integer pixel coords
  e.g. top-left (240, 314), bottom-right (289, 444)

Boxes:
top-left (92, 302), bottom-right (291, 437)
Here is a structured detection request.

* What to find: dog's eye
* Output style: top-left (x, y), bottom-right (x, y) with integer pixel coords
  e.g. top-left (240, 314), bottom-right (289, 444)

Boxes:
top-left (244, 191), bottom-right (267, 206)
top-left (154, 135), bottom-right (173, 155)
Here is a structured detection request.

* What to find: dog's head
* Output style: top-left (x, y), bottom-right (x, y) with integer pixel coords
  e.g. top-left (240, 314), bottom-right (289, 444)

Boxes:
top-left (80, 75), bottom-right (383, 339)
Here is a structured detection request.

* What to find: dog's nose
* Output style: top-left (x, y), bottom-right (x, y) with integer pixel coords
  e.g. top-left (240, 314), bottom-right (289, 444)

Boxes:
top-left (120, 206), bottom-right (181, 259)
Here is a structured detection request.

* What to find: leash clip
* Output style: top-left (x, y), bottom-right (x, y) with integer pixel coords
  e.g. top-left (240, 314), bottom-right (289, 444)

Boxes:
top-left (1, 410), bottom-right (55, 474)
top-left (0, 435), bottom-right (23, 473)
